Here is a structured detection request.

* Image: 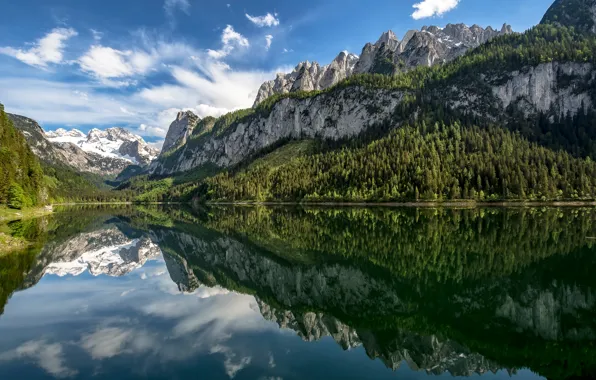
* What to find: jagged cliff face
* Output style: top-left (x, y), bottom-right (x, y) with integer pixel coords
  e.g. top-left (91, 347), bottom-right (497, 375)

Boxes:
top-left (252, 23), bottom-right (512, 106)
top-left (355, 23), bottom-right (512, 75)
top-left (161, 111), bottom-right (200, 155)
top-left (490, 62), bottom-right (594, 115)
top-left (151, 60), bottom-right (594, 176)
top-left (151, 87), bottom-right (404, 174)
top-left (541, 0), bottom-right (596, 34)
top-left (253, 51), bottom-right (359, 106)
top-left (8, 114), bottom-right (157, 176)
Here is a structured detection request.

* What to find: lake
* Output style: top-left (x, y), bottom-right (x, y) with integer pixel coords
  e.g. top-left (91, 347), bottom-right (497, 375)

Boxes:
top-left (1, 205), bottom-right (595, 380)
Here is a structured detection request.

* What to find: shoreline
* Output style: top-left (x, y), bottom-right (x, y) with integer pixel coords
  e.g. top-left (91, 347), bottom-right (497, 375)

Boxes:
top-left (0, 206), bottom-right (53, 223)
top-left (205, 200), bottom-right (596, 208)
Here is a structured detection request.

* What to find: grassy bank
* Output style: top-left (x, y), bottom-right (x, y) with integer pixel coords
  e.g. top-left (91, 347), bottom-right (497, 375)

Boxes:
top-left (0, 206), bottom-right (53, 223)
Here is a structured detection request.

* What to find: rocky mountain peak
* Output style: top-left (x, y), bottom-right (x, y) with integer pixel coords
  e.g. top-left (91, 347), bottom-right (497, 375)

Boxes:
top-left (251, 50), bottom-right (359, 106)
top-left (377, 30), bottom-right (399, 45)
top-left (161, 110), bottom-right (200, 155)
top-left (252, 22), bottom-right (513, 106)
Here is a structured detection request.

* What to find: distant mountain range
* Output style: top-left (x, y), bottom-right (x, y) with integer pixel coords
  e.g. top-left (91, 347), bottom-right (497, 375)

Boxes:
top-left (7, 113), bottom-right (158, 177)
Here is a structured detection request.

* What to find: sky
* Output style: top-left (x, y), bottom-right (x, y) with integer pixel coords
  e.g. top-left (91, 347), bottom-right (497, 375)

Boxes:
top-left (0, 0), bottom-right (556, 148)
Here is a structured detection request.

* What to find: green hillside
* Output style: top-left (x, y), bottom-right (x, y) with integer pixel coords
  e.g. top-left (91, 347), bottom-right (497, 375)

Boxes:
top-left (0, 105), bottom-right (45, 209)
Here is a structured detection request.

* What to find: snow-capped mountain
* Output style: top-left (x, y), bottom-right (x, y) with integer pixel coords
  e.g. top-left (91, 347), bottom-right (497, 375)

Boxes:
top-left (8, 113), bottom-right (158, 177)
top-left (46, 127), bottom-right (159, 167)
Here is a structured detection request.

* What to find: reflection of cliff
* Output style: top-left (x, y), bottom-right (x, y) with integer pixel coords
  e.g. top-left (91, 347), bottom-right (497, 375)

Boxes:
top-left (203, 207), bottom-right (596, 284)
top-left (147, 206), bottom-right (596, 379)
top-left (257, 297), bottom-right (503, 376)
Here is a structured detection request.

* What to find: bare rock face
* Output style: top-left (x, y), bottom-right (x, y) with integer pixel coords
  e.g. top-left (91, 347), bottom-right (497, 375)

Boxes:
top-left (490, 62), bottom-right (594, 115)
top-left (151, 87), bottom-right (404, 174)
top-left (354, 23), bottom-right (513, 75)
top-left (161, 110), bottom-right (199, 155)
top-left (253, 23), bottom-right (513, 106)
top-left (252, 51), bottom-right (359, 106)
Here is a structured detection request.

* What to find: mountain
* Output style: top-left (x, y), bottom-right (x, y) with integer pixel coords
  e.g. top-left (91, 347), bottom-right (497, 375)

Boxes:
top-left (0, 104), bottom-right (45, 208)
top-left (160, 110), bottom-right (200, 155)
top-left (147, 0), bottom-right (596, 204)
top-left (252, 23), bottom-right (512, 106)
top-left (253, 51), bottom-right (359, 106)
top-left (8, 113), bottom-right (158, 177)
top-left (46, 127), bottom-right (159, 167)
top-left (541, 0), bottom-right (596, 33)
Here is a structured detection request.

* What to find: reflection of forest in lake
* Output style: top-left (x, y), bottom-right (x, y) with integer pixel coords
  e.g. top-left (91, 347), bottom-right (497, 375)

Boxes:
top-left (2, 205), bottom-right (596, 379)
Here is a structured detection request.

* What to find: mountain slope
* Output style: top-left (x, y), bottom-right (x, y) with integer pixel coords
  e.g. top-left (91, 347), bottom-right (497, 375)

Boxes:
top-left (0, 104), bottom-right (45, 208)
top-left (150, 24), bottom-right (596, 181)
top-left (200, 122), bottom-right (596, 202)
top-left (541, 0), bottom-right (596, 33)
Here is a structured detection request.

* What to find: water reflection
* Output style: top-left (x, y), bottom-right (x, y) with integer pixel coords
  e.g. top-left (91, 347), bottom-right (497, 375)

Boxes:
top-left (1, 205), bottom-right (595, 379)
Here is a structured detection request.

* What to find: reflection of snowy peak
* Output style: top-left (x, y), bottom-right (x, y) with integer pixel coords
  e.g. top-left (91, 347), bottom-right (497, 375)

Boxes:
top-left (46, 127), bottom-right (159, 166)
top-left (42, 228), bottom-right (161, 277)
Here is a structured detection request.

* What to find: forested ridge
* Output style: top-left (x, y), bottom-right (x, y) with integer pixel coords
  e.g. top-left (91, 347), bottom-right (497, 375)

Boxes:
top-left (199, 121), bottom-right (596, 202)
top-left (0, 105), bottom-right (45, 209)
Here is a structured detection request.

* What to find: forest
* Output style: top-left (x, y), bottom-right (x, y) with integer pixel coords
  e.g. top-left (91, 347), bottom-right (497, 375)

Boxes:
top-left (0, 106), bottom-right (45, 209)
top-left (199, 121), bottom-right (596, 202)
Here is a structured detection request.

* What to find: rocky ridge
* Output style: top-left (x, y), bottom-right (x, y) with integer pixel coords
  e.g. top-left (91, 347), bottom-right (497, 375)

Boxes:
top-left (253, 23), bottom-right (513, 106)
top-left (160, 110), bottom-right (200, 155)
top-left (47, 127), bottom-right (159, 167)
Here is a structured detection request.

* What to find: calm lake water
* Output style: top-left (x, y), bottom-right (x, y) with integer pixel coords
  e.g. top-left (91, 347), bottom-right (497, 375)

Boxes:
top-left (1, 205), bottom-right (595, 380)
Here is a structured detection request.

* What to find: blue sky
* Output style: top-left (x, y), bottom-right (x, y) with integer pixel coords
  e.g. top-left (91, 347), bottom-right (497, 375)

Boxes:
top-left (0, 0), bottom-right (555, 146)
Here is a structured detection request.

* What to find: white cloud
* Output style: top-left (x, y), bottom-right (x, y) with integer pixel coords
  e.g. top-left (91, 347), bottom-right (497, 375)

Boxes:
top-left (207, 25), bottom-right (250, 59)
top-left (245, 13), bottom-right (280, 27)
top-left (78, 45), bottom-right (155, 83)
top-left (0, 28), bottom-right (77, 68)
top-left (0, 340), bottom-right (77, 378)
top-left (265, 35), bottom-right (273, 50)
top-left (412, 0), bottom-right (460, 19)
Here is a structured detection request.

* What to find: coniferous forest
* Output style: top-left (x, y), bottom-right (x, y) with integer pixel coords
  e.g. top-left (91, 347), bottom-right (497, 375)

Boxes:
top-left (0, 106), bottom-right (45, 209)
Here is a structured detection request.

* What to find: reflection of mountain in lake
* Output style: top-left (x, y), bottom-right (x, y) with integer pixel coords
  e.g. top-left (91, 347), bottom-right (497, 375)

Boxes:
top-left (257, 297), bottom-right (503, 376)
top-left (2, 205), bottom-right (596, 379)
top-left (43, 228), bottom-right (160, 277)
top-left (147, 206), bottom-right (596, 380)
